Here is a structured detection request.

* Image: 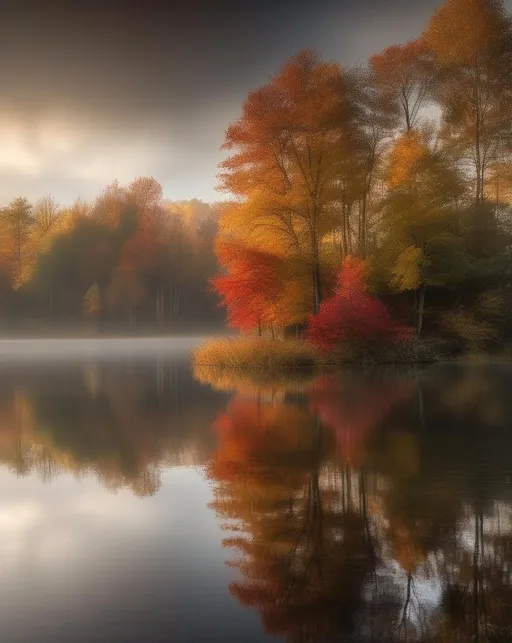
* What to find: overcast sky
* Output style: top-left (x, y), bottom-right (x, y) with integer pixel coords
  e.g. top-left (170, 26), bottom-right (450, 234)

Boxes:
top-left (1, 0), bottom-right (511, 206)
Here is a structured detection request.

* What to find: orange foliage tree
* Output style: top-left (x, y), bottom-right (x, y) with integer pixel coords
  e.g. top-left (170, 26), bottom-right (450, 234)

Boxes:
top-left (211, 240), bottom-right (294, 335)
top-left (216, 50), bottom-right (361, 317)
top-left (423, 0), bottom-right (512, 206)
top-left (370, 39), bottom-right (437, 132)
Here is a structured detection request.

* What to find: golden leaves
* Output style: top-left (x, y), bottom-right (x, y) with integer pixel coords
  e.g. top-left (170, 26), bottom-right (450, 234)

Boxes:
top-left (424, 0), bottom-right (506, 65)
top-left (385, 131), bottom-right (429, 189)
top-left (217, 51), bottom-right (361, 322)
top-left (391, 245), bottom-right (423, 292)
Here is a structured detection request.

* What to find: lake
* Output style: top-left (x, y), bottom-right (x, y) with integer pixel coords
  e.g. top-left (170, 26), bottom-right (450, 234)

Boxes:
top-left (0, 338), bottom-right (511, 642)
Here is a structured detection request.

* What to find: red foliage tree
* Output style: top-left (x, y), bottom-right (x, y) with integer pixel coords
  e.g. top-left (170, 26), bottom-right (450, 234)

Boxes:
top-left (307, 256), bottom-right (412, 350)
top-left (210, 240), bottom-right (283, 332)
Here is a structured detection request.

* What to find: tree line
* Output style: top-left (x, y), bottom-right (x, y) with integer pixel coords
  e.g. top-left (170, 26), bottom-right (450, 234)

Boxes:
top-left (0, 178), bottom-right (221, 331)
top-left (212, 0), bottom-right (512, 353)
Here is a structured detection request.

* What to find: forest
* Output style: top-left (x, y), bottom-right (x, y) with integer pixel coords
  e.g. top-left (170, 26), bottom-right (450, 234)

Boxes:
top-left (209, 0), bottom-right (512, 357)
top-left (0, 178), bottom-right (221, 333)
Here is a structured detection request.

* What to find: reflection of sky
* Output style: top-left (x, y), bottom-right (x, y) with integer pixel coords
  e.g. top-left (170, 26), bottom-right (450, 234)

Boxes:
top-left (0, 466), bottom-right (270, 643)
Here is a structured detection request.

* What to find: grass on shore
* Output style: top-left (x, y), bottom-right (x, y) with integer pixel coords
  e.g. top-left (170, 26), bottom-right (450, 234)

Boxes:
top-left (191, 335), bottom-right (464, 374)
top-left (191, 336), bottom-right (321, 371)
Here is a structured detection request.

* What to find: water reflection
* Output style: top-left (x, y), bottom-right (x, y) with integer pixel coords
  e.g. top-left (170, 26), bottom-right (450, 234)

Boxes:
top-left (0, 353), bottom-right (511, 641)
top-left (0, 356), bottom-right (226, 496)
top-left (199, 362), bottom-right (512, 642)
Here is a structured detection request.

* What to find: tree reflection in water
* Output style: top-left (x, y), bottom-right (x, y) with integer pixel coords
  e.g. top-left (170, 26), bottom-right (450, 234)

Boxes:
top-left (0, 357), bottom-right (224, 496)
top-left (200, 363), bottom-right (512, 642)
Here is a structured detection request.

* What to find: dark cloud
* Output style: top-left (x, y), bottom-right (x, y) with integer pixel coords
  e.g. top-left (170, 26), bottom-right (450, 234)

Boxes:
top-left (0, 0), bottom-right (510, 204)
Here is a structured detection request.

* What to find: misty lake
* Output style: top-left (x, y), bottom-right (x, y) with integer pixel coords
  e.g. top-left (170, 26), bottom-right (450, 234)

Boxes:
top-left (0, 338), bottom-right (511, 642)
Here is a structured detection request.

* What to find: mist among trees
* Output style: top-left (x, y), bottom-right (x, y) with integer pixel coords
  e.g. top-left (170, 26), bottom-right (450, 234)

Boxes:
top-left (0, 178), bottom-right (221, 332)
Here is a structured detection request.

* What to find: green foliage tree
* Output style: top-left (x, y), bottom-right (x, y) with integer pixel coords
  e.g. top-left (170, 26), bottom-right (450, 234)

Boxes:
top-left (378, 131), bottom-right (468, 333)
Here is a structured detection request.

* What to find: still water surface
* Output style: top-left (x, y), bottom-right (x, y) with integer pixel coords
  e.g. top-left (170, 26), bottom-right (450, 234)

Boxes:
top-left (0, 338), bottom-right (511, 642)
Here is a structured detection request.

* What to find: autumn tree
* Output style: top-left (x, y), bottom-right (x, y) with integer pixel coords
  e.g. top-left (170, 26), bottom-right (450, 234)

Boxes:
top-left (33, 195), bottom-right (61, 235)
top-left (2, 197), bottom-right (34, 289)
top-left (91, 179), bottom-right (128, 228)
top-left (106, 228), bottom-right (157, 326)
top-left (107, 266), bottom-right (144, 327)
top-left (217, 50), bottom-right (361, 315)
top-left (378, 130), bottom-right (468, 333)
top-left (347, 69), bottom-right (396, 259)
top-left (423, 0), bottom-right (512, 207)
top-left (65, 198), bottom-right (91, 221)
top-left (370, 39), bottom-right (437, 132)
top-left (128, 176), bottom-right (163, 227)
top-left (32, 218), bottom-right (119, 320)
top-left (28, 196), bottom-right (76, 277)
top-left (210, 240), bottom-right (284, 335)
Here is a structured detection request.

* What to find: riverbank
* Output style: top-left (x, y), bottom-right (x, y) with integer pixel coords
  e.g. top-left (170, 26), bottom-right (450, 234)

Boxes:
top-left (191, 337), bottom-right (320, 371)
top-left (191, 335), bottom-right (505, 373)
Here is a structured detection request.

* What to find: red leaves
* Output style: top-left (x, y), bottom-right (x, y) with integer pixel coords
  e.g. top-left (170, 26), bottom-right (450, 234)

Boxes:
top-left (307, 256), bottom-right (412, 350)
top-left (118, 229), bottom-right (158, 273)
top-left (210, 241), bottom-right (282, 332)
top-left (370, 40), bottom-right (432, 82)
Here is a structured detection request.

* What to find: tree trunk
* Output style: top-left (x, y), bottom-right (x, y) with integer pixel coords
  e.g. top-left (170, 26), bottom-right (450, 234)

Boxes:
top-left (156, 357), bottom-right (164, 397)
top-left (175, 284), bottom-right (180, 319)
top-left (312, 268), bottom-right (321, 315)
top-left (417, 378), bottom-right (426, 430)
top-left (155, 285), bottom-right (165, 327)
top-left (417, 284), bottom-right (426, 335)
top-left (98, 284), bottom-right (107, 332)
top-left (360, 196), bottom-right (366, 258)
top-left (169, 284), bottom-right (175, 322)
top-left (171, 282), bottom-right (181, 320)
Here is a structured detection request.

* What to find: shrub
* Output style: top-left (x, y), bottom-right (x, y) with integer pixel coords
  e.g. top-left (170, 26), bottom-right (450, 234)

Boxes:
top-left (329, 336), bottom-right (456, 364)
top-left (441, 308), bottom-right (500, 353)
top-left (307, 256), bottom-right (412, 351)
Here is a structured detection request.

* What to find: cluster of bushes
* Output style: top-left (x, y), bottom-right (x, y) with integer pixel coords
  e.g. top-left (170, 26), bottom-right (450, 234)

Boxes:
top-left (193, 255), bottom-right (501, 371)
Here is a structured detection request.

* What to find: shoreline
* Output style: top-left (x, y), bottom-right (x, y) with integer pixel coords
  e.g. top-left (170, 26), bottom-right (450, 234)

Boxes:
top-left (191, 336), bottom-right (512, 372)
